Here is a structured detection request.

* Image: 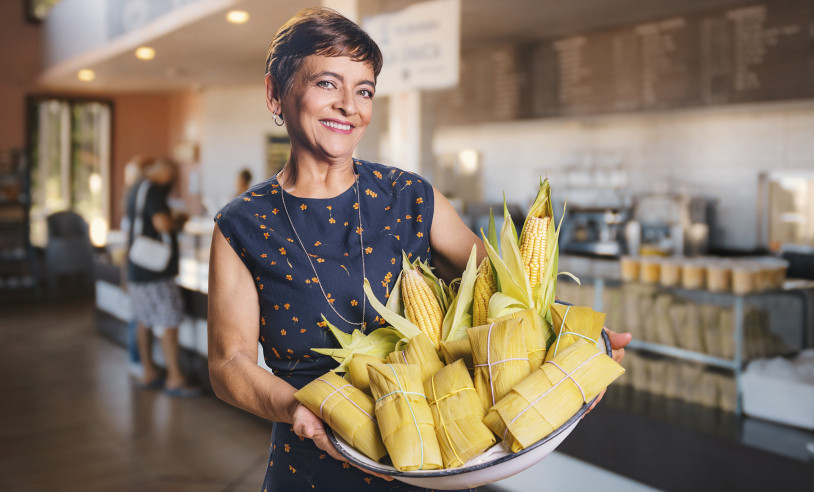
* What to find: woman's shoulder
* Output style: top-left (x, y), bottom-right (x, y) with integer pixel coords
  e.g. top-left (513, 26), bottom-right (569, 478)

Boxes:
top-left (356, 159), bottom-right (432, 193)
top-left (215, 178), bottom-right (279, 225)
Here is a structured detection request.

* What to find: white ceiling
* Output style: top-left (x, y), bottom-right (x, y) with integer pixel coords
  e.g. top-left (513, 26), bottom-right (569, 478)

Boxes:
top-left (42, 0), bottom-right (750, 93)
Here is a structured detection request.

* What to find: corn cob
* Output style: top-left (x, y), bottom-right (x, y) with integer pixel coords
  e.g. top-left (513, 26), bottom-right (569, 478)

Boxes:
top-left (472, 258), bottom-right (496, 326)
top-left (402, 268), bottom-right (444, 348)
top-left (519, 215), bottom-right (551, 286)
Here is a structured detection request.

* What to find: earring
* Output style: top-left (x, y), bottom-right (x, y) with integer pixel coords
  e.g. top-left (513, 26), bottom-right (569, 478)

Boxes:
top-left (273, 111), bottom-right (284, 126)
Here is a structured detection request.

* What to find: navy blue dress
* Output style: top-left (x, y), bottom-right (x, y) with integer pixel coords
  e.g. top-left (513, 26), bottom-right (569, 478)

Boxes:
top-left (216, 160), bottom-right (475, 491)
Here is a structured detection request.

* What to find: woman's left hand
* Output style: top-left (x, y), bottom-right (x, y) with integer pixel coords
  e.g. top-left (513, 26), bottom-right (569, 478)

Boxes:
top-left (584, 327), bottom-right (632, 415)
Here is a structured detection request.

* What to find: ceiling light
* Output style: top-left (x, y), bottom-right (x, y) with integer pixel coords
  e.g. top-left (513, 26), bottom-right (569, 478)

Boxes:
top-left (135, 46), bottom-right (155, 60)
top-left (226, 10), bottom-right (249, 24)
top-left (77, 69), bottom-right (95, 82)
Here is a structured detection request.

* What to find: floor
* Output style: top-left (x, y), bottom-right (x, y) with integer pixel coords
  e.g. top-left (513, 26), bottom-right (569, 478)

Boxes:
top-left (0, 298), bottom-right (656, 492)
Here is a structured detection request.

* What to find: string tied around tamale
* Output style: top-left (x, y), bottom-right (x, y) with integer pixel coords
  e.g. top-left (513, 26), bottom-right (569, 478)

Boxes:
top-left (474, 322), bottom-right (530, 406)
top-left (315, 378), bottom-right (376, 422)
top-left (375, 364), bottom-right (425, 469)
top-left (502, 351), bottom-right (601, 441)
top-left (549, 305), bottom-right (598, 359)
top-left (430, 373), bottom-right (465, 467)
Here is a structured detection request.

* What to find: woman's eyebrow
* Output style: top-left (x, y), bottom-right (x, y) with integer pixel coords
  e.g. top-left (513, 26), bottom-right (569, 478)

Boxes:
top-left (310, 71), bottom-right (375, 89)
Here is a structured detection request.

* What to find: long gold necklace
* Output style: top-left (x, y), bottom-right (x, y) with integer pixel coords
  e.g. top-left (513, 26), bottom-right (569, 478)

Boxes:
top-left (277, 163), bottom-right (367, 329)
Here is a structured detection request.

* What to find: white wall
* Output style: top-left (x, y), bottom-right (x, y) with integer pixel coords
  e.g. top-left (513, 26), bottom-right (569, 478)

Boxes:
top-left (200, 83), bottom-right (284, 213)
top-left (434, 100), bottom-right (814, 250)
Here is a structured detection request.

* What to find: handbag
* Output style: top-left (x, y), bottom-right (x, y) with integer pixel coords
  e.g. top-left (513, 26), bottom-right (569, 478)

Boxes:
top-left (128, 181), bottom-right (172, 272)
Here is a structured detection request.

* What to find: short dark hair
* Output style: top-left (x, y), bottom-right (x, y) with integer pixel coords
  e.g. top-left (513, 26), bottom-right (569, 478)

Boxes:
top-left (239, 168), bottom-right (252, 183)
top-left (265, 7), bottom-right (383, 97)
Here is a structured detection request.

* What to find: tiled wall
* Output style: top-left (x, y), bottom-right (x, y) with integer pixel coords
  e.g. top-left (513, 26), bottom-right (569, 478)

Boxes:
top-left (434, 99), bottom-right (814, 250)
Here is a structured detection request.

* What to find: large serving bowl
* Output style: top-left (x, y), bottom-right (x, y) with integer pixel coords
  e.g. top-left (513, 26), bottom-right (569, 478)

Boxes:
top-left (327, 330), bottom-right (612, 490)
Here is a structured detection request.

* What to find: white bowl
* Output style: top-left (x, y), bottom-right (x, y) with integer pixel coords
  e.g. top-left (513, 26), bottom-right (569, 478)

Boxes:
top-left (327, 330), bottom-right (612, 490)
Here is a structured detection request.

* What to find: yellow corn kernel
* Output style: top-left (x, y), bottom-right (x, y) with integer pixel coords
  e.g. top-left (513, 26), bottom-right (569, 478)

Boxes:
top-left (520, 216), bottom-right (550, 286)
top-left (473, 258), bottom-right (496, 326)
top-left (402, 269), bottom-right (443, 347)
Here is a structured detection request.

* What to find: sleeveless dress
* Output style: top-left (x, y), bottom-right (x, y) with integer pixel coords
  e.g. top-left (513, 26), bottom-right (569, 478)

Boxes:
top-left (215, 160), bottom-right (476, 492)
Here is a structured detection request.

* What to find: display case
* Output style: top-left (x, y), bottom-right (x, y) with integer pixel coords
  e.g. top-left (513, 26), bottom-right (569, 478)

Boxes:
top-left (0, 149), bottom-right (38, 299)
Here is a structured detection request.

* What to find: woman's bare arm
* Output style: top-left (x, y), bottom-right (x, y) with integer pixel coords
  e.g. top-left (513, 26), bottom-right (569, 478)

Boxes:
top-left (429, 187), bottom-right (485, 281)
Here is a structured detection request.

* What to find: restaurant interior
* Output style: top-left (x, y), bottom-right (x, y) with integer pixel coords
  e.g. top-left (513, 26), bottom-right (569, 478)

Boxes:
top-left (2, 0), bottom-right (814, 490)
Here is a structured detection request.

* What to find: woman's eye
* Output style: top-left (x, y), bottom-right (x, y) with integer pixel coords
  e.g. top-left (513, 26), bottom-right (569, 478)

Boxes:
top-left (358, 89), bottom-right (374, 99)
top-left (316, 80), bottom-right (335, 89)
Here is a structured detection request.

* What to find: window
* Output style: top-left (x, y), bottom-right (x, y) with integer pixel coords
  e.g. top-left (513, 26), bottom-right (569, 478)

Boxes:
top-left (27, 97), bottom-right (112, 247)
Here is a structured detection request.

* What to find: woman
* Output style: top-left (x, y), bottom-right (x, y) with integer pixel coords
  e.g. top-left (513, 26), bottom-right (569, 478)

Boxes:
top-left (208, 8), bottom-right (629, 491)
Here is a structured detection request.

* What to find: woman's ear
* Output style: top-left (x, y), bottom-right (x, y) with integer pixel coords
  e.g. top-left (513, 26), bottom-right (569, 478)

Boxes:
top-left (265, 73), bottom-right (281, 115)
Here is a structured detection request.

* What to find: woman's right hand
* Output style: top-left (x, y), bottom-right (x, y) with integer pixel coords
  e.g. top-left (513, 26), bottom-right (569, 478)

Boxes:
top-left (290, 403), bottom-right (394, 481)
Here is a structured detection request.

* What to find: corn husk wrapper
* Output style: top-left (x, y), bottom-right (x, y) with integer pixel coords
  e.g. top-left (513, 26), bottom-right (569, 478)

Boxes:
top-left (468, 319), bottom-right (530, 411)
top-left (404, 332), bottom-right (446, 383)
top-left (483, 340), bottom-right (625, 453)
top-left (440, 338), bottom-right (474, 372)
top-left (386, 350), bottom-right (407, 365)
top-left (545, 304), bottom-right (606, 362)
top-left (368, 363), bottom-right (442, 471)
top-left (491, 308), bottom-right (548, 370)
top-left (294, 371), bottom-right (387, 461)
top-left (348, 353), bottom-right (385, 396)
top-left (424, 360), bottom-right (496, 468)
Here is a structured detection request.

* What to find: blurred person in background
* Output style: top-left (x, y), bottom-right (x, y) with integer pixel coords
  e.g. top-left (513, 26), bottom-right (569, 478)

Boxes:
top-left (236, 167), bottom-right (253, 196)
top-left (207, 7), bottom-right (630, 490)
top-left (126, 158), bottom-right (199, 397)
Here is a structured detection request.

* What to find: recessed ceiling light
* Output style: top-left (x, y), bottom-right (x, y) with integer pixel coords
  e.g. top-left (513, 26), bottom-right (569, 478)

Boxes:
top-left (226, 10), bottom-right (249, 24)
top-left (135, 46), bottom-right (155, 60)
top-left (77, 69), bottom-right (95, 82)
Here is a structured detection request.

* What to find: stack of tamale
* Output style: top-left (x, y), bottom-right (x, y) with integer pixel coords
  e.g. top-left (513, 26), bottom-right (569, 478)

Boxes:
top-left (491, 308), bottom-right (549, 370)
top-left (348, 353), bottom-right (385, 396)
top-left (545, 304), bottom-right (606, 362)
top-left (424, 360), bottom-right (496, 468)
top-left (468, 319), bottom-right (530, 410)
top-left (483, 340), bottom-right (625, 453)
top-left (294, 371), bottom-right (387, 461)
top-left (368, 363), bottom-right (443, 471)
top-left (391, 332), bottom-right (445, 383)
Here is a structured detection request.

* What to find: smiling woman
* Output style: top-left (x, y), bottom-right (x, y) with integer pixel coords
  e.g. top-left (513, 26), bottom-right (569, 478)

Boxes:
top-left (207, 7), bottom-right (482, 491)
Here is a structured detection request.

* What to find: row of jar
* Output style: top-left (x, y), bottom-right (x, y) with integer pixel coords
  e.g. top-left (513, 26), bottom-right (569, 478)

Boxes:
top-left (620, 256), bottom-right (789, 294)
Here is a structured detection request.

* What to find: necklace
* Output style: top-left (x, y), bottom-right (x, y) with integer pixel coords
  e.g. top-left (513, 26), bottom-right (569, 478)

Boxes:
top-left (277, 163), bottom-right (367, 329)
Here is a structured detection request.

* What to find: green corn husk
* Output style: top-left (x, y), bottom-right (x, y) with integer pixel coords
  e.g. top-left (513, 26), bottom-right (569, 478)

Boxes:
top-left (439, 338), bottom-right (474, 373)
top-left (490, 308), bottom-right (548, 370)
top-left (294, 371), bottom-right (387, 461)
top-left (348, 353), bottom-right (385, 396)
top-left (424, 360), bottom-right (497, 468)
top-left (468, 318), bottom-right (530, 411)
top-left (483, 340), bottom-right (625, 453)
top-left (368, 363), bottom-right (443, 471)
top-left (544, 304), bottom-right (606, 363)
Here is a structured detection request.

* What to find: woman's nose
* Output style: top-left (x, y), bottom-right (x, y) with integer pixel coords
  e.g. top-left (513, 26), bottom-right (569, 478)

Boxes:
top-left (335, 88), bottom-right (357, 116)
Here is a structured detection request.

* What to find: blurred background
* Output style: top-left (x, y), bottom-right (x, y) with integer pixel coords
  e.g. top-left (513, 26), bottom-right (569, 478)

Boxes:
top-left (1, 0), bottom-right (813, 490)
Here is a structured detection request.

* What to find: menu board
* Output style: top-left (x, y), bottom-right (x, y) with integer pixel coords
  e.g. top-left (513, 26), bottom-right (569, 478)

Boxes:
top-left (438, 0), bottom-right (814, 124)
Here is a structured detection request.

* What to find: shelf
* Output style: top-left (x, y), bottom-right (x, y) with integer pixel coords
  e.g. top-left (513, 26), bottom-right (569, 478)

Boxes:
top-left (627, 339), bottom-right (738, 370)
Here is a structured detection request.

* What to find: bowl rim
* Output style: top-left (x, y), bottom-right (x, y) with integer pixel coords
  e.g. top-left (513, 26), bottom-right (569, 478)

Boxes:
top-left (327, 328), bottom-right (611, 478)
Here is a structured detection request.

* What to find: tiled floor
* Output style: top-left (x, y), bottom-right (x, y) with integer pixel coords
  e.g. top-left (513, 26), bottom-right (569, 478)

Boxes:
top-left (0, 299), bottom-right (657, 492)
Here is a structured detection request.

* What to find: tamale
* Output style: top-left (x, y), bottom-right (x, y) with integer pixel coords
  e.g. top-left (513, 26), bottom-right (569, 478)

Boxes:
top-left (348, 353), bottom-right (385, 396)
top-left (490, 308), bottom-right (548, 370)
top-left (403, 332), bottom-right (445, 383)
top-left (368, 363), bottom-right (443, 471)
top-left (439, 338), bottom-right (474, 372)
top-left (483, 340), bottom-right (625, 453)
top-left (385, 350), bottom-right (408, 365)
top-left (424, 360), bottom-right (496, 468)
top-left (468, 319), bottom-right (530, 411)
top-left (294, 371), bottom-right (387, 461)
top-left (544, 304), bottom-right (606, 363)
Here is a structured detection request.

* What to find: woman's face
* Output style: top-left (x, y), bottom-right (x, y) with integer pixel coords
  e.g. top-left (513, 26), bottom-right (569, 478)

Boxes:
top-left (277, 55), bottom-right (376, 163)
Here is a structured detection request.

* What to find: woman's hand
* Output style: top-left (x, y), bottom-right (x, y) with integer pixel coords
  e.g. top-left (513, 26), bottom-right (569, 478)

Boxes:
top-left (584, 328), bottom-right (632, 415)
top-left (290, 403), bottom-right (393, 481)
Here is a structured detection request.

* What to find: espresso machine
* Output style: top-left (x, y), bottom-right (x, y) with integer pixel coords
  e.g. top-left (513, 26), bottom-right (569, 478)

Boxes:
top-left (560, 206), bottom-right (630, 257)
top-left (627, 194), bottom-right (714, 257)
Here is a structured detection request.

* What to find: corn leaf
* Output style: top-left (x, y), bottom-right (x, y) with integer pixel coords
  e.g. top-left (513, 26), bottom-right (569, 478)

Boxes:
top-left (363, 278), bottom-right (422, 339)
top-left (312, 324), bottom-right (402, 373)
top-left (500, 200), bottom-right (533, 303)
top-left (442, 244), bottom-right (479, 342)
top-left (487, 292), bottom-right (527, 319)
top-left (481, 228), bottom-right (529, 307)
top-left (385, 270), bottom-right (405, 316)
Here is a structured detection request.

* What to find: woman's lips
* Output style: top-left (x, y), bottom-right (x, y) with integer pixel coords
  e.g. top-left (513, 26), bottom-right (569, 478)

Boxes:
top-left (320, 119), bottom-right (353, 134)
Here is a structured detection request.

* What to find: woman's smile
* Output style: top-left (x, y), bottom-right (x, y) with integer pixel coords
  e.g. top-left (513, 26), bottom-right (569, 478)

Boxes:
top-left (320, 119), bottom-right (354, 134)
